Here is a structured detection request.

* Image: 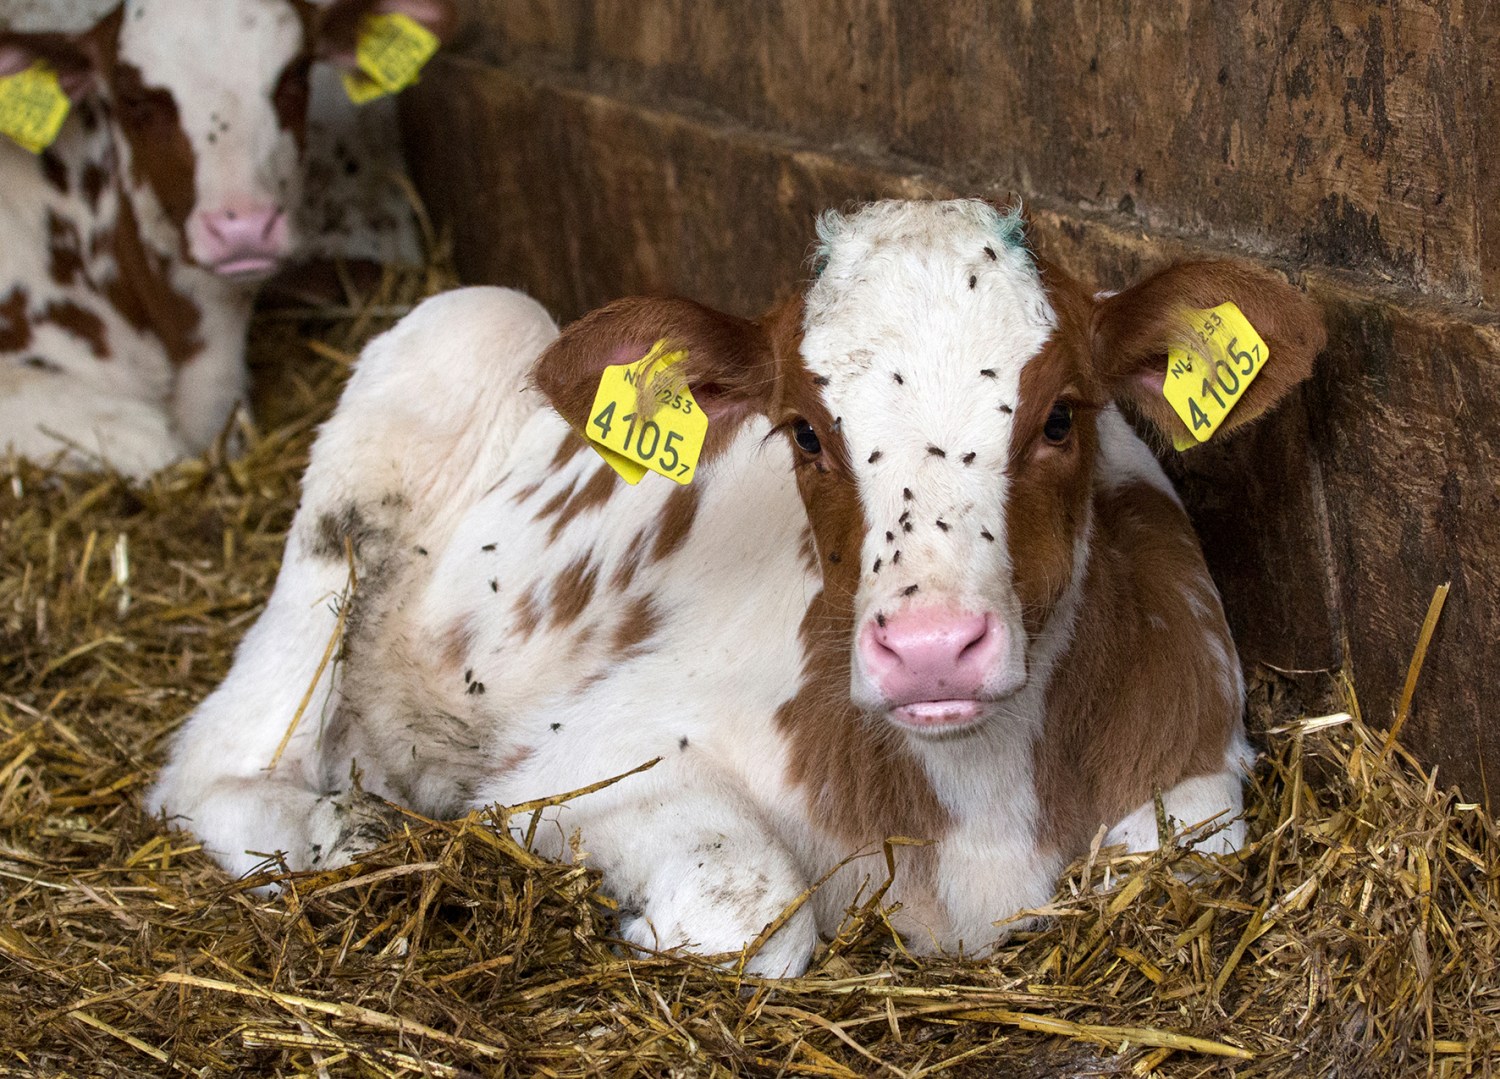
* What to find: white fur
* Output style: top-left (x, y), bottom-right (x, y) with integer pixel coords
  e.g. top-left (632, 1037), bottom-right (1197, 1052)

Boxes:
top-left (153, 202), bottom-right (1253, 976)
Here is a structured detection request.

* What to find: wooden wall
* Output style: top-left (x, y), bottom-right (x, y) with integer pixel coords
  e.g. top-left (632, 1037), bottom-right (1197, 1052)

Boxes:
top-left (401, 1), bottom-right (1500, 801)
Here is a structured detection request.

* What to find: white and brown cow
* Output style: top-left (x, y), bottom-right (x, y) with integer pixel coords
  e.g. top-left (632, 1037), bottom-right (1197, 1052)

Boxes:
top-left (150, 200), bottom-right (1325, 976)
top-left (0, 0), bottom-right (452, 476)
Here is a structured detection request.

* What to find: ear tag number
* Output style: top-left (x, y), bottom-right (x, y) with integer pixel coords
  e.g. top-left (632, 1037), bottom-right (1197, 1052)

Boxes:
top-left (0, 62), bottom-right (71, 154)
top-left (1162, 301), bottom-right (1270, 445)
top-left (341, 12), bottom-right (440, 104)
top-left (586, 340), bottom-right (708, 485)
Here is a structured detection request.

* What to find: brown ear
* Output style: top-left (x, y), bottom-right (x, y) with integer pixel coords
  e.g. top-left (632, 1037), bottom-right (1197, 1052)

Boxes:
top-left (316, 0), bottom-right (458, 68)
top-left (1091, 261), bottom-right (1326, 442)
top-left (0, 7), bottom-right (121, 101)
top-left (530, 296), bottom-right (777, 435)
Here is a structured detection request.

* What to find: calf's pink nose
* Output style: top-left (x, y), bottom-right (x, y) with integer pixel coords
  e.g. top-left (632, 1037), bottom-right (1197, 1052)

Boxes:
top-left (196, 206), bottom-right (289, 270)
top-left (861, 607), bottom-right (1001, 703)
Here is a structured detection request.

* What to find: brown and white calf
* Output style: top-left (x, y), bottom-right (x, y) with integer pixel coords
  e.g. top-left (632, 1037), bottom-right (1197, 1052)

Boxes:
top-left (150, 200), bottom-right (1325, 975)
top-left (0, 0), bottom-right (452, 476)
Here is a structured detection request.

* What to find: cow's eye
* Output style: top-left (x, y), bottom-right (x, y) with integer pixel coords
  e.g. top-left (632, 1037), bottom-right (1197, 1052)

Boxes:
top-left (1042, 402), bottom-right (1073, 444)
top-left (792, 418), bottom-right (822, 455)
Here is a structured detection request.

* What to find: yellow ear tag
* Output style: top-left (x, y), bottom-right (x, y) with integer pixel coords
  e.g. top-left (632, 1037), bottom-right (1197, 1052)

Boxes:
top-left (1162, 301), bottom-right (1269, 445)
top-left (0, 61), bottom-right (72, 154)
top-left (340, 12), bottom-right (440, 104)
top-left (586, 340), bottom-right (709, 485)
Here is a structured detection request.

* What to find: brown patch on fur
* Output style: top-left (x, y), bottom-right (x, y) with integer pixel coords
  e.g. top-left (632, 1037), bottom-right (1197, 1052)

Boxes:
top-left (1033, 480), bottom-right (1240, 856)
top-left (610, 531), bottom-right (648, 592)
top-left (511, 586), bottom-right (543, 640)
top-left (797, 526), bottom-right (818, 576)
top-left (80, 161), bottom-right (108, 213)
top-left (39, 151), bottom-right (68, 194)
top-left (531, 478), bottom-right (578, 523)
top-left (0, 287), bottom-right (32, 352)
top-left (496, 745), bottom-right (533, 775)
top-left (762, 298), bottom-right (866, 607)
top-left (548, 555), bottom-right (600, 629)
top-left (776, 591), bottom-right (948, 853)
top-left (757, 298), bottom-right (946, 854)
top-left (36, 300), bottom-right (109, 360)
top-left (111, 62), bottom-right (197, 233)
top-left (1090, 259), bottom-right (1326, 443)
top-left (547, 433), bottom-right (587, 472)
top-left (548, 463), bottom-right (616, 541)
top-left (510, 480), bottom-right (544, 504)
top-left (1006, 267), bottom-right (1098, 632)
top-left (438, 616), bottom-right (474, 670)
top-left (46, 211), bottom-right (85, 287)
top-left (105, 195), bottom-right (204, 365)
top-left (610, 596), bottom-right (661, 657)
top-left (650, 484), bottom-right (700, 562)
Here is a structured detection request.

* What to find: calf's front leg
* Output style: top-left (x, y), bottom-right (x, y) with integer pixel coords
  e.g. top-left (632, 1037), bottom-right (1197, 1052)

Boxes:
top-left (497, 762), bottom-right (819, 977)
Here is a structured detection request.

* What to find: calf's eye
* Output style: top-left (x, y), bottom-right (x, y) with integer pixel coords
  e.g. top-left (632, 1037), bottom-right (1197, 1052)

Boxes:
top-left (1042, 402), bottom-right (1073, 444)
top-left (792, 418), bottom-right (822, 455)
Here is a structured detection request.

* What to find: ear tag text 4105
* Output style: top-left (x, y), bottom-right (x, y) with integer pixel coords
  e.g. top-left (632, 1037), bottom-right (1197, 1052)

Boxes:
top-left (342, 12), bottom-right (440, 104)
top-left (586, 340), bottom-right (708, 485)
top-left (1163, 301), bottom-right (1270, 450)
top-left (0, 62), bottom-right (71, 154)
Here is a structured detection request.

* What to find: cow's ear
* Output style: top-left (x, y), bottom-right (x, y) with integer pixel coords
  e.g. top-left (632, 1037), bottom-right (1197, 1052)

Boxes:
top-left (315, 0), bottom-right (458, 69)
top-left (0, 7), bottom-right (121, 101)
top-left (531, 297), bottom-right (778, 434)
top-left (1090, 261), bottom-right (1326, 443)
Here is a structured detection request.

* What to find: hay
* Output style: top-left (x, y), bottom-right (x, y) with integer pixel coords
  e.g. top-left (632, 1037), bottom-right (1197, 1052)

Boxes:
top-left (2, 264), bottom-right (1497, 1078)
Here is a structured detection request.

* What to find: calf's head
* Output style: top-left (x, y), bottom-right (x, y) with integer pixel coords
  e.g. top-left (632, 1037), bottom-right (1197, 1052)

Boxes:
top-left (0, 0), bottom-right (454, 279)
top-left (536, 199), bottom-right (1325, 737)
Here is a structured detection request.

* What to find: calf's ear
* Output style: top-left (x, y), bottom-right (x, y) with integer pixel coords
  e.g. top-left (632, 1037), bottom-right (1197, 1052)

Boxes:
top-left (1090, 261), bottom-right (1326, 443)
top-left (315, 0), bottom-right (458, 69)
top-left (0, 7), bottom-right (121, 101)
top-left (530, 296), bottom-right (778, 433)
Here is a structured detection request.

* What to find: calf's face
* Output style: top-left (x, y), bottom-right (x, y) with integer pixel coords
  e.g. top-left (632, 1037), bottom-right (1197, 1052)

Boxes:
top-left (1, 0), bottom-right (453, 279)
top-left (534, 199), bottom-right (1325, 739)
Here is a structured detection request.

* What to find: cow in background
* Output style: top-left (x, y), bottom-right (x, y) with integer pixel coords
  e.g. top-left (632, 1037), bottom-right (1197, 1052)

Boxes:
top-left (0, 0), bottom-right (454, 476)
top-left (151, 199), bottom-right (1326, 976)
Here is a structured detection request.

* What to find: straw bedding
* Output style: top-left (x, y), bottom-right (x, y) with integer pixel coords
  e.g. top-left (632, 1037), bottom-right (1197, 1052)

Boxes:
top-left (1, 264), bottom-right (1494, 1078)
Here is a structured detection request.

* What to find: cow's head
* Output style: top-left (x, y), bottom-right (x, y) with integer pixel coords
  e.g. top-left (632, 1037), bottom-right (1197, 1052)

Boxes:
top-left (0, 0), bottom-right (454, 280)
top-left (535, 200), bottom-right (1325, 738)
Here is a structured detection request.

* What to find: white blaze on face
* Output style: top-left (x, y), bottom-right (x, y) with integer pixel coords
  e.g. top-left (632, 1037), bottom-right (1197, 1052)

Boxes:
top-left (800, 200), bottom-right (1057, 718)
top-left (117, 0), bottom-right (307, 276)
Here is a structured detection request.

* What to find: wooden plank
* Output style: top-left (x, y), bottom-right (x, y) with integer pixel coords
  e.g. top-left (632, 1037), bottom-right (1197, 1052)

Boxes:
top-left (455, 0), bottom-right (1496, 306)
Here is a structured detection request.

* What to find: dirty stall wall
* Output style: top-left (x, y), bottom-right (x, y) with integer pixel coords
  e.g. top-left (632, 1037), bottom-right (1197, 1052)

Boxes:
top-left (400, 2), bottom-right (1500, 802)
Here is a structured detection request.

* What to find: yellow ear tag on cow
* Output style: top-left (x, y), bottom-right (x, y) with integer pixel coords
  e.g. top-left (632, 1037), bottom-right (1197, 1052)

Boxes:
top-left (586, 340), bottom-right (709, 485)
top-left (341, 12), bottom-right (440, 104)
top-left (0, 62), bottom-right (71, 154)
top-left (1162, 301), bottom-right (1270, 445)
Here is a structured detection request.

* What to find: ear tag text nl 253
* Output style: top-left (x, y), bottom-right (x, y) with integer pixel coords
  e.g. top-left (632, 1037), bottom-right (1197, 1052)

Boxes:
top-left (586, 340), bottom-right (708, 485)
top-left (0, 62), bottom-right (71, 154)
top-left (1163, 302), bottom-right (1270, 451)
top-left (342, 12), bottom-right (440, 104)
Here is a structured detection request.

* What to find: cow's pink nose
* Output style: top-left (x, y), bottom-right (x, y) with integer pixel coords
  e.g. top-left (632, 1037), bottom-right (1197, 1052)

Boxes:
top-left (195, 206), bottom-right (289, 275)
top-left (860, 608), bottom-right (1002, 705)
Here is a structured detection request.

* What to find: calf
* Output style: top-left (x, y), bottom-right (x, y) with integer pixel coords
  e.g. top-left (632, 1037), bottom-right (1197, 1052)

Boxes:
top-left (0, 0), bottom-right (452, 476)
top-left (150, 200), bottom-right (1325, 976)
